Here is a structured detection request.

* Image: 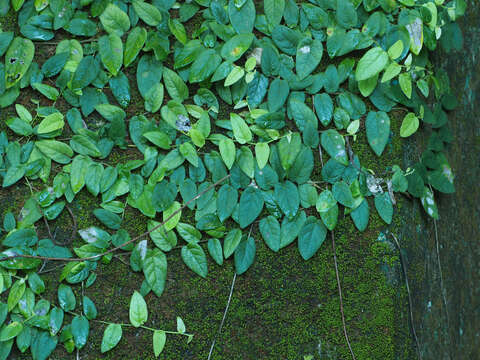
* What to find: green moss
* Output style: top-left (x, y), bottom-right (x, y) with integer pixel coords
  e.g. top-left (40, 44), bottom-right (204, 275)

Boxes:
top-left (0, 8), bottom-right (18, 33)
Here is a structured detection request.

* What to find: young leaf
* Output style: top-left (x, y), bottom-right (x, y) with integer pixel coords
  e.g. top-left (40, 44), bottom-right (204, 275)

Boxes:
top-left (100, 4), bottom-right (130, 37)
top-left (365, 111), bottom-right (390, 156)
top-left (153, 330), bottom-right (166, 357)
top-left (400, 113), bottom-right (419, 137)
top-left (129, 291), bottom-right (148, 327)
top-left (399, 72), bottom-right (412, 99)
top-left (101, 324), bottom-right (123, 353)
top-left (255, 142), bottom-right (270, 169)
top-left (230, 113), bottom-right (252, 144)
top-left (355, 47), bottom-right (389, 81)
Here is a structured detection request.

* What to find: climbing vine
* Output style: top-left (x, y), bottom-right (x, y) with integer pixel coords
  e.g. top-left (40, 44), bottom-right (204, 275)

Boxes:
top-left (0, 0), bottom-right (465, 358)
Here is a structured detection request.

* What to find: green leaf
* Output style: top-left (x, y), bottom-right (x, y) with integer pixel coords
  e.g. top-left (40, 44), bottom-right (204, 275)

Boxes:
top-left (313, 93), bottom-right (333, 127)
top-left (153, 330), bottom-right (166, 357)
top-left (177, 223), bottom-right (201, 244)
top-left (93, 209), bottom-right (121, 230)
top-left (132, 0), bottom-right (163, 26)
top-left (207, 238), bottom-right (223, 265)
top-left (124, 27), bottom-right (147, 68)
top-left (37, 113), bottom-right (64, 135)
top-left (143, 249), bottom-right (167, 297)
top-left (179, 142), bottom-right (198, 167)
top-left (350, 199), bottom-right (369, 231)
top-left (101, 324), bottom-right (122, 353)
top-left (274, 181), bottom-right (299, 219)
top-left (298, 217), bottom-right (326, 260)
top-left (247, 72), bottom-right (268, 109)
top-left (400, 112), bottom-right (419, 137)
top-left (336, 0), bottom-right (357, 28)
top-left (236, 146), bottom-right (254, 178)
top-left (234, 236), bottom-right (255, 275)
top-left (30, 331), bottom-right (57, 360)
top-left (259, 216), bottom-right (281, 252)
top-left (71, 56), bottom-right (99, 92)
top-left (83, 296), bottom-right (97, 320)
top-left (255, 142), bottom-right (270, 170)
top-left (181, 243), bottom-right (208, 278)
top-left (143, 130), bottom-right (171, 150)
top-left (217, 184), bottom-right (238, 222)
top-left (238, 187), bottom-right (264, 228)
top-left (129, 291), bottom-right (148, 327)
top-left (176, 317), bottom-right (186, 333)
top-left (98, 34), bottom-right (123, 76)
top-left (35, 140), bottom-right (73, 164)
top-left (332, 181), bottom-right (355, 208)
top-left (365, 111), bottom-right (390, 156)
top-left (58, 284), bottom-right (76, 312)
top-left (374, 192), bottom-right (393, 224)
top-left (296, 37), bottom-right (323, 80)
top-left (320, 129), bottom-right (348, 165)
top-left (355, 47), bottom-right (389, 81)
top-left (163, 68), bottom-right (188, 103)
top-left (272, 25), bottom-right (302, 55)
top-left (224, 66), bottom-right (244, 87)
top-left (230, 113), bottom-right (252, 144)
top-left (189, 49), bottom-right (221, 83)
top-left (168, 18), bottom-right (187, 45)
top-left (100, 4), bottom-right (130, 37)
top-left (0, 321), bottom-right (23, 341)
top-left (264, 0), bottom-right (285, 28)
top-left (268, 78), bottom-right (289, 112)
top-left (221, 34), bottom-right (254, 62)
top-left (420, 186), bottom-right (439, 219)
top-left (223, 228), bottom-right (242, 259)
top-left (71, 315), bottom-right (89, 349)
top-left (163, 201), bottom-right (181, 231)
top-left (278, 133), bottom-right (302, 172)
top-left (381, 62), bottom-right (401, 83)
top-left (5, 37), bottom-right (34, 88)
top-left (41, 51), bottom-right (69, 77)
top-left (228, 0), bottom-right (256, 34)
top-left (2, 164), bottom-right (25, 187)
top-left (399, 72), bottom-right (412, 99)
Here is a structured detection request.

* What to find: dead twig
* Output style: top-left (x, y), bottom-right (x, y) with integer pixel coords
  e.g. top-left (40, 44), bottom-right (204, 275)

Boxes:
top-left (0, 175), bottom-right (230, 263)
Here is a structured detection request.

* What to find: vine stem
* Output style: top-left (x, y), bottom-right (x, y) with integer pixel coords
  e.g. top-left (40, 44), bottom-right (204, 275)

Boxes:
top-left (331, 231), bottom-right (356, 360)
top-left (0, 175), bottom-right (231, 263)
top-left (389, 232), bottom-right (421, 360)
top-left (207, 224), bottom-right (252, 360)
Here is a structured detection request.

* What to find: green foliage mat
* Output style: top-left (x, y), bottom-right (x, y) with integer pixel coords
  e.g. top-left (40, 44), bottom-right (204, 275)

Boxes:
top-left (0, 0), bottom-right (465, 358)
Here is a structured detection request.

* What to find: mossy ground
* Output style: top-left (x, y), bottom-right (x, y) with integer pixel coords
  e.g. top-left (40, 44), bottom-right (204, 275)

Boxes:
top-left (0, 9), bottom-right (417, 360)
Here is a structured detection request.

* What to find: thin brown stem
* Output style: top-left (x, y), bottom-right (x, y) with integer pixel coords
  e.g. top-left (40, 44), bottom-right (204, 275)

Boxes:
top-left (389, 232), bottom-right (421, 360)
top-left (331, 231), bottom-right (356, 360)
top-left (0, 175), bottom-right (230, 263)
